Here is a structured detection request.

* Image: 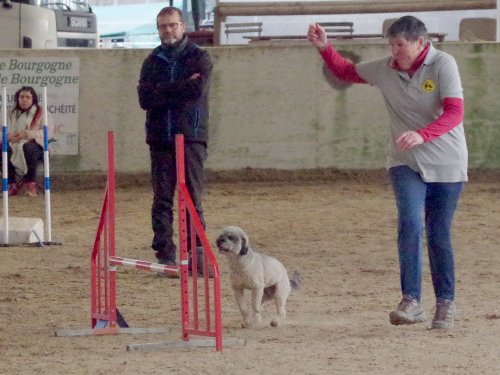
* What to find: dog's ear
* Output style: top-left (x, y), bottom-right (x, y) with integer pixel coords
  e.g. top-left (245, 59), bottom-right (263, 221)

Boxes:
top-left (239, 234), bottom-right (249, 256)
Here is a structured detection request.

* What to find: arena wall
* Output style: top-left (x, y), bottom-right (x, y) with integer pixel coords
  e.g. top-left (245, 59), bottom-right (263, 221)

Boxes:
top-left (1, 42), bottom-right (499, 175)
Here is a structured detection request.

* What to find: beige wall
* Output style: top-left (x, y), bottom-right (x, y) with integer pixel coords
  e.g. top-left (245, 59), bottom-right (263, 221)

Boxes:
top-left (1, 42), bottom-right (499, 174)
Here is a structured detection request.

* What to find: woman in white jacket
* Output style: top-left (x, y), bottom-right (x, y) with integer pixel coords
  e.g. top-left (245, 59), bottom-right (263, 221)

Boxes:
top-left (2, 86), bottom-right (45, 196)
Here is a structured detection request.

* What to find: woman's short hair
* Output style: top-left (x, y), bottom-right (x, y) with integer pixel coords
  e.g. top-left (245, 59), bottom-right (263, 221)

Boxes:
top-left (386, 16), bottom-right (427, 41)
top-left (14, 86), bottom-right (39, 110)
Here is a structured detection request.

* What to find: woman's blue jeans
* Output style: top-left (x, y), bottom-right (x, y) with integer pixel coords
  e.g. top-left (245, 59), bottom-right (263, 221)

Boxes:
top-left (389, 166), bottom-right (464, 302)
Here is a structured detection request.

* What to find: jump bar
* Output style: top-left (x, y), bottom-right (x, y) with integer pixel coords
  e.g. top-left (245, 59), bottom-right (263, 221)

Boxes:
top-left (110, 256), bottom-right (179, 276)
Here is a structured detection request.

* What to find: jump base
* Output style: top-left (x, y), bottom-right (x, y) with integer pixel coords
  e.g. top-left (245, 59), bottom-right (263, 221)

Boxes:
top-left (54, 326), bottom-right (172, 337)
top-left (126, 338), bottom-right (247, 351)
top-left (0, 217), bottom-right (44, 245)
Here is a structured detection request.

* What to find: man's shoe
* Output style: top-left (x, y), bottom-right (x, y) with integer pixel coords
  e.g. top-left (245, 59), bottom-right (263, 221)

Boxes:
top-left (156, 254), bottom-right (179, 278)
top-left (431, 298), bottom-right (455, 329)
top-left (189, 261), bottom-right (214, 278)
top-left (389, 295), bottom-right (427, 325)
top-left (158, 258), bottom-right (177, 266)
top-left (188, 248), bottom-right (214, 278)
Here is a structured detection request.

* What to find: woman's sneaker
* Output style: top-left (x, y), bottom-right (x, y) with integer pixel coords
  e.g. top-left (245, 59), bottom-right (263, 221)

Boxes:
top-left (8, 183), bottom-right (19, 196)
top-left (431, 298), bottom-right (455, 329)
top-left (389, 295), bottom-right (427, 325)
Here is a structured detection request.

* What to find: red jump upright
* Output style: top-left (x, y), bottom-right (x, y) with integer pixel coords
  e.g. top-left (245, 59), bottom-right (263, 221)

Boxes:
top-left (89, 131), bottom-right (223, 351)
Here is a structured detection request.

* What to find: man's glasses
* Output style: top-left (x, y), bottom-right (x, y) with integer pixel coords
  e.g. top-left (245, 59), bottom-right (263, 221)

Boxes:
top-left (157, 22), bottom-right (182, 31)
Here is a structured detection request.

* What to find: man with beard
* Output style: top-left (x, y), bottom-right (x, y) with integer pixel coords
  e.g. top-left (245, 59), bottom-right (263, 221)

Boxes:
top-left (137, 6), bottom-right (212, 275)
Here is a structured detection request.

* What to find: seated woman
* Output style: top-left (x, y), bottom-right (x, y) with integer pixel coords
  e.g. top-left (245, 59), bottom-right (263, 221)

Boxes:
top-left (1, 86), bottom-right (47, 197)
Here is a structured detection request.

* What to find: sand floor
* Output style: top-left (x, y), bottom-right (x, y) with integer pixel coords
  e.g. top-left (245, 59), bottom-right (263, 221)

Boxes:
top-left (1, 177), bottom-right (500, 374)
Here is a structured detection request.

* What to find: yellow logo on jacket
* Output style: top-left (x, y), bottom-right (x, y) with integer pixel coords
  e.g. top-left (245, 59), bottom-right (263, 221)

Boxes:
top-left (422, 79), bottom-right (436, 93)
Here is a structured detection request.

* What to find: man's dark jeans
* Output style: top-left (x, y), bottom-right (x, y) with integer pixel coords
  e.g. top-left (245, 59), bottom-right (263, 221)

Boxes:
top-left (150, 141), bottom-right (207, 262)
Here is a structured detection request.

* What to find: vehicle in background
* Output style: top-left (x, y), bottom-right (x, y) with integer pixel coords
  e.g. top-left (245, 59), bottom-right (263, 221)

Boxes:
top-left (0, 0), bottom-right (98, 48)
top-left (95, 0), bottom-right (215, 48)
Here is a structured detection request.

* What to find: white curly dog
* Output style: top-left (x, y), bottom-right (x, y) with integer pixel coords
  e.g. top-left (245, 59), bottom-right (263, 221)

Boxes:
top-left (216, 226), bottom-right (301, 328)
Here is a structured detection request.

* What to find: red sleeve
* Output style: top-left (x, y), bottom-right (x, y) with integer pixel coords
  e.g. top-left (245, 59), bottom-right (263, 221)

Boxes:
top-left (416, 98), bottom-right (464, 142)
top-left (319, 43), bottom-right (366, 84)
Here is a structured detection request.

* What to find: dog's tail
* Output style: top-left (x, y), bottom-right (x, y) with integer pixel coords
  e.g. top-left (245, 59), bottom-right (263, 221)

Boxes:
top-left (289, 271), bottom-right (302, 291)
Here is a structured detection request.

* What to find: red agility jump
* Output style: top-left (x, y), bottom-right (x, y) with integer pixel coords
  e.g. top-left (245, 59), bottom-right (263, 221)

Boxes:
top-left (90, 131), bottom-right (223, 351)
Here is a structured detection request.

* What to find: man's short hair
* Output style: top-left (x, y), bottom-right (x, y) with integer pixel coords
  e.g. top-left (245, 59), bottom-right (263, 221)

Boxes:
top-left (157, 6), bottom-right (184, 22)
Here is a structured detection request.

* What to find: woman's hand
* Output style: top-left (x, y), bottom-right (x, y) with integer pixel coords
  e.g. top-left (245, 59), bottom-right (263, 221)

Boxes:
top-left (307, 23), bottom-right (328, 49)
top-left (7, 132), bottom-right (20, 143)
top-left (396, 131), bottom-right (424, 150)
top-left (7, 131), bottom-right (29, 143)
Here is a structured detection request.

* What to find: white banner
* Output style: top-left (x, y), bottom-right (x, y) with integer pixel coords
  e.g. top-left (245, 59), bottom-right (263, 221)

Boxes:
top-left (0, 57), bottom-right (80, 155)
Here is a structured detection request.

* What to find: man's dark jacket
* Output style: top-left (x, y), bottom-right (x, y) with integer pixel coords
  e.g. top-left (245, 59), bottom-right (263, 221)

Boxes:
top-left (137, 36), bottom-right (212, 147)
